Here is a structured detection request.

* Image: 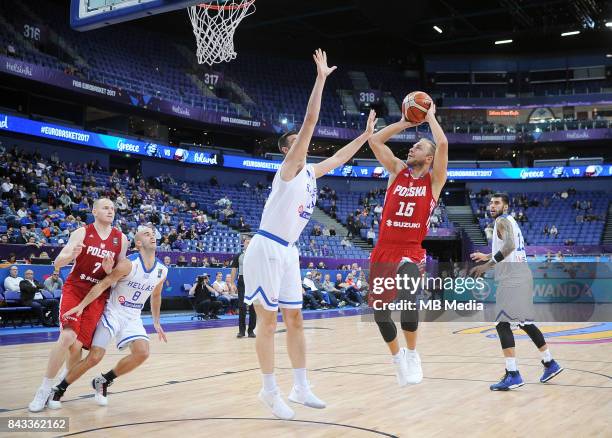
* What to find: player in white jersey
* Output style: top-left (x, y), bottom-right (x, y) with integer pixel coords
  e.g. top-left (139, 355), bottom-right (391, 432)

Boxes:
top-left (49, 227), bottom-right (168, 407)
top-left (470, 193), bottom-right (563, 391)
top-left (243, 49), bottom-right (377, 420)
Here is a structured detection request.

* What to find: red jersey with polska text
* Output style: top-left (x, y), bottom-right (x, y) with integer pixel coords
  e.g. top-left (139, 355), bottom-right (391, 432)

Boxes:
top-left (377, 169), bottom-right (436, 247)
top-left (64, 223), bottom-right (123, 296)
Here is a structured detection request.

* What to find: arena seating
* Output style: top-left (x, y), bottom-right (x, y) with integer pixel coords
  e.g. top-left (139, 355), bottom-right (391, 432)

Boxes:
top-left (470, 190), bottom-right (609, 245)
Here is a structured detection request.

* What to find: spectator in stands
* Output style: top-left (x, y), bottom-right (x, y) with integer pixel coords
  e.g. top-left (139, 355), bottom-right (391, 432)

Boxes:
top-left (202, 257), bottom-right (210, 267)
top-left (159, 237), bottom-right (171, 251)
top-left (238, 216), bottom-right (251, 232)
top-left (1, 234), bottom-right (8, 244)
top-left (321, 244), bottom-right (330, 256)
top-left (317, 261), bottom-right (326, 269)
top-left (367, 227), bottom-right (376, 245)
top-left (172, 236), bottom-right (187, 251)
top-left (346, 215), bottom-right (355, 237)
top-left (312, 225), bottom-right (322, 236)
top-left (543, 225), bottom-right (549, 236)
top-left (3, 265), bottom-right (23, 292)
top-left (225, 274), bottom-right (238, 294)
top-left (190, 256), bottom-right (200, 267)
top-left (550, 224), bottom-right (558, 238)
top-left (189, 274), bottom-right (222, 319)
top-left (177, 255), bottom-right (188, 267)
top-left (241, 179), bottom-right (250, 188)
top-left (322, 274), bottom-right (346, 307)
top-left (16, 205), bottom-right (28, 218)
top-left (163, 256), bottom-right (172, 267)
top-left (216, 195), bottom-right (231, 208)
top-left (341, 236), bottom-right (352, 248)
top-left (303, 272), bottom-right (327, 308)
top-left (374, 203), bottom-right (383, 215)
top-left (44, 271), bottom-right (63, 293)
top-left (12, 225), bottom-right (31, 244)
top-left (313, 271), bottom-right (337, 308)
top-left (1, 176), bottom-right (14, 199)
top-left (357, 271), bottom-right (369, 299)
top-left (309, 239), bottom-right (319, 255)
top-left (321, 226), bottom-right (330, 237)
top-left (213, 272), bottom-right (238, 313)
top-left (19, 269), bottom-right (60, 326)
top-left (329, 227), bottom-right (336, 236)
top-left (334, 273), bottom-right (359, 306)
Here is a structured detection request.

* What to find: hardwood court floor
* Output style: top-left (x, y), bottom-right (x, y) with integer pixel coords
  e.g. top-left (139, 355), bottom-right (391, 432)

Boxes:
top-left (0, 316), bottom-right (610, 437)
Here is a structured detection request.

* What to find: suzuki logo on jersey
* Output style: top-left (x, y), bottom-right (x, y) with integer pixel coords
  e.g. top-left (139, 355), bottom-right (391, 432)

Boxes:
top-left (86, 246), bottom-right (116, 259)
top-left (386, 221), bottom-right (421, 229)
top-left (393, 185), bottom-right (426, 197)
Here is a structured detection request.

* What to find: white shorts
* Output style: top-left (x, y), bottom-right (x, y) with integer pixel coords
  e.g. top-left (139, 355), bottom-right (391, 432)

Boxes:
top-left (243, 232), bottom-right (302, 311)
top-left (92, 306), bottom-right (149, 351)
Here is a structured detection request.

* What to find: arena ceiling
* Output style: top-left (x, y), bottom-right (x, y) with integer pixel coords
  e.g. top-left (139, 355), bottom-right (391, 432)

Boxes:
top-left (96, 0), bottom-right (612, 61)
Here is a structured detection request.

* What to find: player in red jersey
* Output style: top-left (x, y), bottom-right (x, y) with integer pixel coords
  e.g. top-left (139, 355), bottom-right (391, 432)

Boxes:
top-left (29, 198), bottom-right (128, 412)
top-left (367, 104), bottom-right (448, 387)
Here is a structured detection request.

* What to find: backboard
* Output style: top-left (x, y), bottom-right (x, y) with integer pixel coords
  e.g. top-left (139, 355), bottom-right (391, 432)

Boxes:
top-left (70, 0), bottom-right (203, 31)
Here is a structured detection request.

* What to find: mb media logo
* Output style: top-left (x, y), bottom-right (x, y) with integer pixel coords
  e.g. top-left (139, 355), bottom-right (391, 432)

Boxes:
top-left (0, 115), bottom-right (8, 129)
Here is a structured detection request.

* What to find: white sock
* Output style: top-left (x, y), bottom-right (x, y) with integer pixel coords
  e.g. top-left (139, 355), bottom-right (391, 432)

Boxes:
top-left (293, 368), bottom-right (308, 388)
top-left (406, 348), bottom-right (417, 355)
top-left (541, 348), bottom-right (552, 363)
top-left (505, 357), bottom-right (517, 372)
top-left (42, 377), bottom-right (53, 390)
top-left (262, 373), bottom-right (277, 392)
top-left (392, 350), bottom-right (403, 362)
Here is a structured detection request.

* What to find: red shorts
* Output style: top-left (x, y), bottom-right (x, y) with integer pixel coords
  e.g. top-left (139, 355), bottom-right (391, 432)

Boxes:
top-left (60, 285), bottom-right (108, 349)
top-left (368, 245), bottom-right (426, 306)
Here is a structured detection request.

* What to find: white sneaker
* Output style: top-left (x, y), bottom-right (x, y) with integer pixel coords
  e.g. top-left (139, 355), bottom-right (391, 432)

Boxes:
top-left (393, 348), bottom-right (410, 387)
top-left (258, 388), bottom-right (295, 420)
top-left (47, 387), bottom-right (63, 410)
top-left (92, 376), bottom-right (110, 406)
top-left (28, 386), bottom-right (52, 412)
top-left (405, 350), bottom-right (423, 384)
top-left (288, 384), bottom-right (326, 409)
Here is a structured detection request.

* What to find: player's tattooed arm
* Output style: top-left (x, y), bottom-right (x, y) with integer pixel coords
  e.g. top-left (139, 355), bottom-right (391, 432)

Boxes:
top-left (470, 217), bottom-right (515, 277)
top-left (494, 217), bottom-right (516, 262)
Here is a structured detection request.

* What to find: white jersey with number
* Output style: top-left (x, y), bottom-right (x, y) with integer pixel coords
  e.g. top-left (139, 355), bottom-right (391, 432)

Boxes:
top-left (258, 163), bottom-right (317, 244)
top-left (492, 214), bottom-right (529, 281)
top-left (106, 253), bottom-right (167, 319)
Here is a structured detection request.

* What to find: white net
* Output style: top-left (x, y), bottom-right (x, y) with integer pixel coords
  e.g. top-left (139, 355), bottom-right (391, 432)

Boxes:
top-left (188, 0), bottom-right (255, 66)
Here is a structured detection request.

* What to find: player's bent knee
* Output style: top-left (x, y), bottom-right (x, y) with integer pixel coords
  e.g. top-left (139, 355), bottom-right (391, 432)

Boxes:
top-left (401, 321), bottom-right (418, 332)
top-left (131, 341), bottom-right (150, 362)
top-left (58, 329), bottom-right (78, 347)
top-left (496, 322), bottom-right (515, 349)
top-left (87, 347), bottom-right (106, 366)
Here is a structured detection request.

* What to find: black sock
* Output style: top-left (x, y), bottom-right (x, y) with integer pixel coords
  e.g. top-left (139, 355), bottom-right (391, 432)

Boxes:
top-left (56, 378), bottom-right (70, 391)
top-left (102, 370), bottom-right (117, 383)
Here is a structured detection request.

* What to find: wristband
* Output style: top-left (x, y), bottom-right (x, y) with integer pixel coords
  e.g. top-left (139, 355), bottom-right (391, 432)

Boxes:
top-left (493, 251), bottom-right (505, 263)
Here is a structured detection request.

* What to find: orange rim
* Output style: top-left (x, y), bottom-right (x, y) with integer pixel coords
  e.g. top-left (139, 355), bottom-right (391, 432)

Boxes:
top-left (198, 0), bottom-right (254, 10)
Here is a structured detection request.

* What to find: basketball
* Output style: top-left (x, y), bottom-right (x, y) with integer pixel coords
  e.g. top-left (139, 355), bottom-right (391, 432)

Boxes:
top-left (402, 91), bottom-right (432, 123)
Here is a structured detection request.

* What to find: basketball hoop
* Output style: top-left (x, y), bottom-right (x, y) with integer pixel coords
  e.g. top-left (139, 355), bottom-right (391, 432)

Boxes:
top-left (188, 0), bottom-right (255, 66)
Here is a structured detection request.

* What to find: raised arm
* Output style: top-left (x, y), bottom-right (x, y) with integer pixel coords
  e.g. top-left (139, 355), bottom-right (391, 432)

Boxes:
top-left (368, 119), bottom-right (419, 177)
top-left (53, 227), bottom-right (86, 271)
top-left (313, 110), bottom-right (377, 178)
top-left (281, 49), bottom-right (336, 181)
top-left (427, 104), bottom-right (449, 200)
top-left (63, 259), bottom-right (132, 317)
